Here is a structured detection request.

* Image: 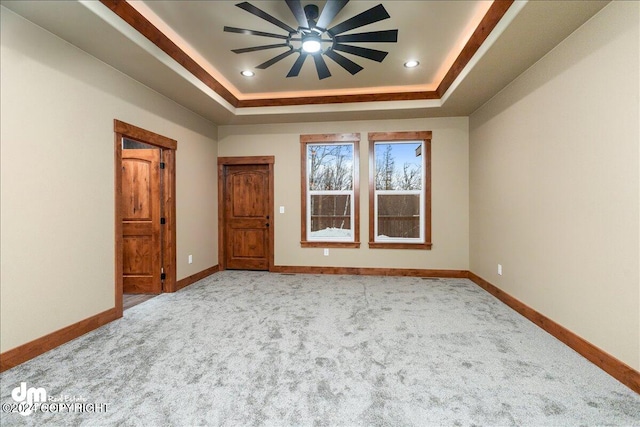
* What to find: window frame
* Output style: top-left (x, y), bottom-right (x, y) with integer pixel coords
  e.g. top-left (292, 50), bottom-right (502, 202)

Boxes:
top-left (300, 133), bottom-right (360, 248)
top-left (368, 131), bottom-right (432, 250)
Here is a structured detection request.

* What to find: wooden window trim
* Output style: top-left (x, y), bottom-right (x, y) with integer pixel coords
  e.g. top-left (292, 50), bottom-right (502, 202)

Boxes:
top-left (301, 133), bottom-right (360, 248)
top-left (368, 131), bottom-right (432, 250)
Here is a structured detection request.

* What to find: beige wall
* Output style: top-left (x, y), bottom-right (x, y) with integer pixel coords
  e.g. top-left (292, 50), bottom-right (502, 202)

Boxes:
top-left (0, 8), bottom-right (218, 353)
top-left (219, 117), bottom-right (469, 270)
top-left (469, 2), bottom-right (640, 370)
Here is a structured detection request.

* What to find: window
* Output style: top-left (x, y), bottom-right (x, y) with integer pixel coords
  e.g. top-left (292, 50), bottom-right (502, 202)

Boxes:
top-left (301, 133), bottom-right (360, 248)
top-left (368, 132), bottom-right (432, 249)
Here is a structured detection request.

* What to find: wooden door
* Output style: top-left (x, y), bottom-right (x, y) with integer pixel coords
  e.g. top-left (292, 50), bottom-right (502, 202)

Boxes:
top-left (121, 149), bottom-right (162, 293)
top-left (224, 164), bottom-right (270, 270)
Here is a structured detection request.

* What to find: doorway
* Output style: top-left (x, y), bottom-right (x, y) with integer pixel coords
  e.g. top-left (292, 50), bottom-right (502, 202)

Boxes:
top-left (218, 156), bottom-right (274, 271)
top-left (114, 120), bottom-right (177, 314)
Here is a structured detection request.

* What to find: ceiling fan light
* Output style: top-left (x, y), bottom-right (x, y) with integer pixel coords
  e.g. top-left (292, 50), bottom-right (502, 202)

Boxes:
top-left (302, 35), bottom-right (322, 53)
top-left (404, 60), bottom-right (420, 68)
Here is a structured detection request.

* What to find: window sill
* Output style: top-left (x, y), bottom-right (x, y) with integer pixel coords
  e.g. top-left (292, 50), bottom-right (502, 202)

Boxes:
top-left (368, 242), bottom-right (432, 250)
top-left (301, 241), bottom-right (361, 248)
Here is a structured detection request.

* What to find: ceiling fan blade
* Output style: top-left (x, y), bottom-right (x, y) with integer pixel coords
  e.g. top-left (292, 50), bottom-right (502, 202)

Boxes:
top-left (232, 43), bottom-right (290, 54)
top-left (324, 49), bottom-right (363, 75)
top-left (236, 2), bottom-right (297, 33)
top-left (224, 26), bottom-right (289, 40)
top-left (313, 54), bottom-right (332, 80)
top-left (327, 4), bottom-right (390, 36)
top-left (256, 49), bottom-right (296, 69)
top-left (287, 53), bottom-right (308, 77)
top-left (285, 0), bottom-right (309, 28)
top-left (316, 0), bottom-right (349, 30)
top-left (333, 43), bottom-right (388, 62)
top-left (334, 29), bottom-right (398, 43)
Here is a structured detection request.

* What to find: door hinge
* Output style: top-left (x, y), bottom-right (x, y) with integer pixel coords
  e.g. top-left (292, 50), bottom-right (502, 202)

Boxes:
top-left (160, 217), bottom-right (166, 225)
top-left (161, 267), bottom-right (166, 281)
top-left (160, 162), bottom-right (165, 169)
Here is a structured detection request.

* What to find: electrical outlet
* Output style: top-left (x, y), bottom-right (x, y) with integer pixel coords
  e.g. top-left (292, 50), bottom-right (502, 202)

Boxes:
top-left (323, 248), bottom-right (329, 256)
top-left (498, 264), bottom-right (502, 275)
top-left (188, 255), bottom-right (193, 264)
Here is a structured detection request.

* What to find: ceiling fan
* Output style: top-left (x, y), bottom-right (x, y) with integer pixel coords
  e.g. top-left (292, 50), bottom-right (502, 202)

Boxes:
top-left (223, 0), bottom-right (398, 80)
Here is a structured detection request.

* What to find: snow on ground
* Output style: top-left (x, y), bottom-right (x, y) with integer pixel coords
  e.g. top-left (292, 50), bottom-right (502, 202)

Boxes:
top-left (310, 227), bottom-right (352, 237)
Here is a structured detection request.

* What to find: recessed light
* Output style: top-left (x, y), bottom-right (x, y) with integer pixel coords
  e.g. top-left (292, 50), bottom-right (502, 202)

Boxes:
top-left (404, 60), bottom-right (419, 68)
top-left (241, 70), bottom-right (255, 77)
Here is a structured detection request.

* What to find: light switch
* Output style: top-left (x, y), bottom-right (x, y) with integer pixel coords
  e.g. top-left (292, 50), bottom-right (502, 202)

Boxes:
top-left (279, 206), bottom-right (285, 214)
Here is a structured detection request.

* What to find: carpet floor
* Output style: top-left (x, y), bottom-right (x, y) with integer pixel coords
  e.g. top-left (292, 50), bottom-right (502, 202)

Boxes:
top-left (1, 271), bottom-right (639, 426)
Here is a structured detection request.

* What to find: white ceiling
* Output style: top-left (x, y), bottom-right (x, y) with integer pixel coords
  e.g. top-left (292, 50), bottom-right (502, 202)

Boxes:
top-left (1, 0), bottom-right (609, 125)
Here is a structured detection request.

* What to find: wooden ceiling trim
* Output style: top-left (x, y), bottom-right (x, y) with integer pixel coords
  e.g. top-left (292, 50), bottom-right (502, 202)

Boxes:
top-left (436, 0), bottom-right (515, 97)
top-left (237, 91), bottom-right (439, 108)
top-left (101, 0), bottom-right (513, 108)
top-left (99, 0), bottom-right (239, 107)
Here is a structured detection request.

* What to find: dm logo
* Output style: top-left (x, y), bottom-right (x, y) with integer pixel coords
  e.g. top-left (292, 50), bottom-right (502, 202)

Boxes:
top-left (11, 382), bottom-right (47, 416)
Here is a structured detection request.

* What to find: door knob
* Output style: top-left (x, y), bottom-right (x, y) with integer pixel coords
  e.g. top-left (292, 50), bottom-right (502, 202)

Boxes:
top-left (265, 223), bottom-right (270, 227)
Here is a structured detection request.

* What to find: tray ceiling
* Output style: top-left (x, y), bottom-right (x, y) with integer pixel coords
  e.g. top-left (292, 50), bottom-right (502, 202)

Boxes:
top-left (1, 0), bottom-right (609, 124)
